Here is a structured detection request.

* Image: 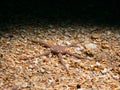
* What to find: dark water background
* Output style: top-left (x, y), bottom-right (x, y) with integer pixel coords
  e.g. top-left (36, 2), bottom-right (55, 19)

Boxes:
top-left (0, 0), bottom-right (120, 25)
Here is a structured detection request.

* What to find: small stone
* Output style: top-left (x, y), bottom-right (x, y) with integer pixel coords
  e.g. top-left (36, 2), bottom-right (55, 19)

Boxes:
top-left (115, 34), bottom-right (120, 38)
top-left (74, 47), bottom-right (81, 51)
top-left (85, 43), bottom-right (97, 49)
top-left (48, 79), bottom-right (53, 84)
top-left (15, 81), bottom-right (23, 86)
top-left (112, 75), bottom-right (119, 80)
top-left (96, 62), bottom-right (101, 66)
top-left (77, 88), bottom-right (85, 90)
top-left (65, 41), bottom-right (71, 45)
top-left (101, 68), bottom-right (108, 74)
top-left (91, 34), bottom-right (100, 39)
top-left (0, 82), bottom-right (3, 87)
top-left (90, 65), bottom-right (95, 68)
top-left (115, 86), bottom-right (120, 90)
top-left (39, 68), bottom-right (45, 73)
top-left (102, 44), bottom-right (109, 49)
top-left (106, 31), bottom-right (112, 35)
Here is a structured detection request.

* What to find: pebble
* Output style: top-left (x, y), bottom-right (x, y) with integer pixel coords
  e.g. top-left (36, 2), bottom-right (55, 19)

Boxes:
top-left (101, 68), bottom-right (108, 74)
top-left (74, 47), bottom-right (82, 51)
top-left (91, 34), bottom-right (100, 39)
top-left (96, 62), bottom-right (101, 66)
top-left (115, 86), bottom-right (120, 90)
top-left (39, 68), bottom-right (45, 73)
top-left (0, 82), bottom-right (3, 87)
top-left (65, 41), bottom-right (71, 45)
top-left (48, 79), bottom-right (53, 84)
top-left (85, 43), bottom-right (97, 49)
top-left (112, 75), bottom-right (120, 80)
top-left (115, 34), bottom-right (120, 38)
top-left (106, 31), bottom-right (112, 35)
top-left (102, 44), bottom-right (110, 49)
top-left (77, 88), bottom-right (85, 90)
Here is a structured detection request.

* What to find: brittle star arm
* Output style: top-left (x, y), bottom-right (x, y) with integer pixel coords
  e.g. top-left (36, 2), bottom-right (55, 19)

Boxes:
top-left (66, 51), bottom-right (85, 59)
top-left (66, 42), bottom-right (79, 47)
top-left (31, 40), bottom-right (52, 48)
top-left (19, 50), bottom-right (51, 60)
top-left (58, 53), bottom-right (69, 74)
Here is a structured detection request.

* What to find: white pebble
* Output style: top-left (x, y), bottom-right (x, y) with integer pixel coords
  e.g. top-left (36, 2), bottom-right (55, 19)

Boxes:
top-left (75, 47), bottom-right (81, 51)
top-left (48, 79), bottom-right (53, 84)
top-left (39, 68), bottom-right (45, 73)
top-left (115, 34), bottom-right (120, 38)
top-left (65, 41), bottom-right (71, 45)
top-left (112, 75), bottom-right (119, 80)
top-left (85, 43), bottom-right (97, 49)
top-left (101, 68), bottom-right (108, 74)
top-left (0, 82), bottom-right (3, 87)
top-left (96, 62), bottom-right (101, 66)
top-left (77, 88), bottom-right (85, 90)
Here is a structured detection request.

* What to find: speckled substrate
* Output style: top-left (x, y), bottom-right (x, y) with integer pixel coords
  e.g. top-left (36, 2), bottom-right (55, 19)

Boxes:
top-left (0, 24), bottom-right (120, 90)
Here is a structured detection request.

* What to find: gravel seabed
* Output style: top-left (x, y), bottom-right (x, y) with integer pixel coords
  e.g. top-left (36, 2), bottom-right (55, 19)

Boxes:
top-left (0, 23), bottom-right (120, 90)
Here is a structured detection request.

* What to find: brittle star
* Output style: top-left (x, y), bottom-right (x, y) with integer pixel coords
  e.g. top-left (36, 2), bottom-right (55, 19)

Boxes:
top-left (20, 40), bottom-right (85, 74)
